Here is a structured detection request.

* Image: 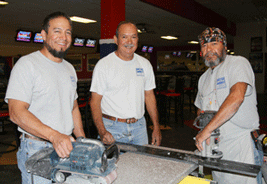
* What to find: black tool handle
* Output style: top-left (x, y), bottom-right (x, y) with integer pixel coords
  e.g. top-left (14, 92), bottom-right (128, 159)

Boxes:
top-left (100, 144), bottom-right (119, 173)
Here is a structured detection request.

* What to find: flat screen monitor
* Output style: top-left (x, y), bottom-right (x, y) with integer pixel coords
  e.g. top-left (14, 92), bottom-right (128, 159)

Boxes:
top-left (85, 39), bottom-right (96, 48)
top-left (33, 33), bottom-right (43, 43)
top-left (141, 46), bottom-right (148, 52)
top-left (16, 30), bottom-right (32, 42)
top-left (73, 37), bottom-right (85, 47)
top-left (148, 46), bottom-right (153, 53)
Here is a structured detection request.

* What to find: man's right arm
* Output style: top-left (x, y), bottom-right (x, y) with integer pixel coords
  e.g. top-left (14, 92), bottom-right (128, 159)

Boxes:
top-left (90, 92), bottom-right (114, 144)
top-left (8, 99), bottom-right (74, 158)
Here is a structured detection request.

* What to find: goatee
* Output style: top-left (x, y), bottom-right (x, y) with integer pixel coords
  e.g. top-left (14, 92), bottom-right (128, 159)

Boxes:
top-left (44, 41), bottom-right (70, 59)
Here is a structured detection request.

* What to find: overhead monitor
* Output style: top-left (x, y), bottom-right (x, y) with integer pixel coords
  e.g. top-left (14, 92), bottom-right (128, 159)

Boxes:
top-left (16, 30), bottom-right (32, 42)
top-left (141, 45), bottom-right (148, 52)
top-left (148, 46), bottom-right (153, 53)
top-left (33, 32), bottom-right (43, 43)
top-left (85, 39), bottom-right (96, 48)
top-left (73, 37), bottom-right (85, 47)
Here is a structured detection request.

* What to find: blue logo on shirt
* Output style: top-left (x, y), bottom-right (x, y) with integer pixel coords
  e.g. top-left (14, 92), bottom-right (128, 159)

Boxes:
top-left (217, 77), bottom-right (226, 89)
top-left (136, 68), bottom-right (144, 76)
top-left (70, 76), bottom-right (76, 83)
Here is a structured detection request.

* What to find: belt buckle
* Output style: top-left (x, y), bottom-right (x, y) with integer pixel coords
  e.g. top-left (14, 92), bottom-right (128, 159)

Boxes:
top-left (126, 118), bottom-right (131, 124)
top-left (126, 118), bottom-right (137, 124)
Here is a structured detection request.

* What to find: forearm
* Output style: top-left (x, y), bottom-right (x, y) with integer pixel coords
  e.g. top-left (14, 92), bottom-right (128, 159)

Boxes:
top-left (72, 101), bottom-right (86, 138)
top-left (145, 90), bottom-right (160, 128)
top-left (90, 93), bottom-right (106, 135)
top-left (145, 90), bottom-right (162, 145)
top-left (195, 82), bottom-right (247, 151)
top-left (204, 84), bottom-right (246, 134)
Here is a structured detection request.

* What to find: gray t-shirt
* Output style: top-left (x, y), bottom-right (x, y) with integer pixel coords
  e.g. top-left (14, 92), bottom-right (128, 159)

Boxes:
top-left (194, 55), bottom-right (259, 184)
top-left (195, 55), bottom-right (259, 139)
top-left (5, 51), bottom-right (78, 135)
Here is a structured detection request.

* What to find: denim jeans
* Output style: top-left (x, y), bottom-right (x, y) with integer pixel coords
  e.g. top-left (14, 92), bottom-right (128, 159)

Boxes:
top-left (254, 144), bottom-right (264, 184)
top-left (102, 116), bottom-right (148, 145)
top-left (17, 134), bottom-right (53, 184)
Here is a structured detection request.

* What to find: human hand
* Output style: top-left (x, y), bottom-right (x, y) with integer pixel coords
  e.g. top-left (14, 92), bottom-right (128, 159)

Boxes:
top-left (50, 133), bottom-right (75, 158)
top-left (151, 127), bottom-right (162, 146)
top-left (195, 129), bottom-right (211, 151)
top-left (100, 131), bottom-right (115, 145)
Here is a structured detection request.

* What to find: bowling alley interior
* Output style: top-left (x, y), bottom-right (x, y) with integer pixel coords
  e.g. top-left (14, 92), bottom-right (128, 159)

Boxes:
top-left (0, 0), bottom-right (267, 183)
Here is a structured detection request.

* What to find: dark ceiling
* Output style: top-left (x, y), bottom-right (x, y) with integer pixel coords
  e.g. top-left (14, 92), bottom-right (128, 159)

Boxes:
top-left (1, 0), bottom-right (266, 47)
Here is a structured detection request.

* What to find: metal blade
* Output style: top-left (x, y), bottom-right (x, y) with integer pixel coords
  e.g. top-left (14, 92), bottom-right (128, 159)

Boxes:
top-left (116, 142), bottom-right (260, 177)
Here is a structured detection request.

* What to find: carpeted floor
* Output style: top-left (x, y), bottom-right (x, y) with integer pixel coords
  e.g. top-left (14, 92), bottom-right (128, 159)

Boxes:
top-left (0, 165), bottom-right (21, 184)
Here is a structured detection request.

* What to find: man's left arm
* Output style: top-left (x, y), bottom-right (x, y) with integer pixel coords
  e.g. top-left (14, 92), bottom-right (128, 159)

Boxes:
top-left (72, 100), bottom-right (86, 138)
top-left (195, 82), bottom-right (247, 151)
top-left (145, 89), bottom-right (162, 146)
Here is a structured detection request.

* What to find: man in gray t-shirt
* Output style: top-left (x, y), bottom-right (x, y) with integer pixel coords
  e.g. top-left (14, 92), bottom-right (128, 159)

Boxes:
top-left (194, 27), bottom-right (262, 184)
top-left (5, 12), bottom-right (85, 184)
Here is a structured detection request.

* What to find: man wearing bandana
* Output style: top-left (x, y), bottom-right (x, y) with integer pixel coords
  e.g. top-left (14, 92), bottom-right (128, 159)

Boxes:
top-left (194, 27), bottom-right (263, 184)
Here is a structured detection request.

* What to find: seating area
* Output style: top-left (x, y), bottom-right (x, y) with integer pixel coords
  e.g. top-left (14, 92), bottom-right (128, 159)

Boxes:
top-left (155, 74), bottom-right (199, 128)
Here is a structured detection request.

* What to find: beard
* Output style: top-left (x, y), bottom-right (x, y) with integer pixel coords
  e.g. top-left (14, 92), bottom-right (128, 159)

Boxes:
top-left (44, 41), bottom-right (70, 59)
top-left (204, 49), bottom-right (226, 68)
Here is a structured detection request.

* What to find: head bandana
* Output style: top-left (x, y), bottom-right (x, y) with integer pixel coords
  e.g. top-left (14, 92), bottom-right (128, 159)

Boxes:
top-left (198, 27), bottom-right (227, 47)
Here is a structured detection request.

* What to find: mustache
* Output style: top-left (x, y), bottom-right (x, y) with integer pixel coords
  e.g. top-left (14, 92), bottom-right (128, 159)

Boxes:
top-left (204, 51), bottom-right (220, 59)
top-left (124, 44), bottom-right (135, 48)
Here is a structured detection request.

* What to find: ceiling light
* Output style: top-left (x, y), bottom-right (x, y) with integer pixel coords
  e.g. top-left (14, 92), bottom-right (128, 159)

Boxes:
top-left (0, 1), bottom-right (8, 5)
top-left (161, 36), bottom-right (178, 40)
top-left (227, 50), bottom-right (230, 52)
top-left (230, 52), bottom-right (234, 55)
top-left (70, 16), bottom-right (96, 24)
top-left (188, 41), bottom-right (199, 44)
top-left (137, 29), bottom-right (142, 33)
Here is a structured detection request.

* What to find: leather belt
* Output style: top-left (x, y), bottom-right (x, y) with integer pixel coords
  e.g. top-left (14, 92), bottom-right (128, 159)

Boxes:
top-left (102, 114), bottom-right (138, 124)
top-left (23, 134), bottom-right (47, 142)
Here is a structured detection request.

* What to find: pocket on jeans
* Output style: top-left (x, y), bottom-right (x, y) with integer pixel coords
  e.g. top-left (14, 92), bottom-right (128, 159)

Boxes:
top-left (26, 140), bottom-right (46, 158)
top-left (103, 118), bottom-right (115, 128)
top-left (138, 117), bottom-right (146, 126)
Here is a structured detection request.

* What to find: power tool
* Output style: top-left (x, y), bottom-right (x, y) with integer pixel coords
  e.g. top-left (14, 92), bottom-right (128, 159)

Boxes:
top-left (251, 129), bottom-right (267, 151)
top-left (25, 137), bottom-right (119, 184)
top-left (193, 110), bottom-right (223, 159)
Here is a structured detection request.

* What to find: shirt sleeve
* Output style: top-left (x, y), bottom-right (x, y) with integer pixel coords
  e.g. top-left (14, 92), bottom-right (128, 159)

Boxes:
top-left (90, 60), bottom-right (107, 95)
top-left (144, 59), bottom-right (156, 91)
top-left (5, 57), bottom-right (34, 104)
top-left (228, 56), bottom-right (254, 96)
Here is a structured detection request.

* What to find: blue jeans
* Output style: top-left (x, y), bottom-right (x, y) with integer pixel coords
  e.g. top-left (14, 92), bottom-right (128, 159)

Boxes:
top-left (17, 134), bottom-right (53, 184)
top-left (254, 144), bottom-right (264, 184)
top-left (102, 116), bottom-right (148, 145)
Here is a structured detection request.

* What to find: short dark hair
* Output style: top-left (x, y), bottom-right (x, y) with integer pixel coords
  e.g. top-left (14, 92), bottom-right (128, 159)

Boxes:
top-left (42, 11), bottom-right (72, 33)
top-left (115, 21), bottom-right (138, 38)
